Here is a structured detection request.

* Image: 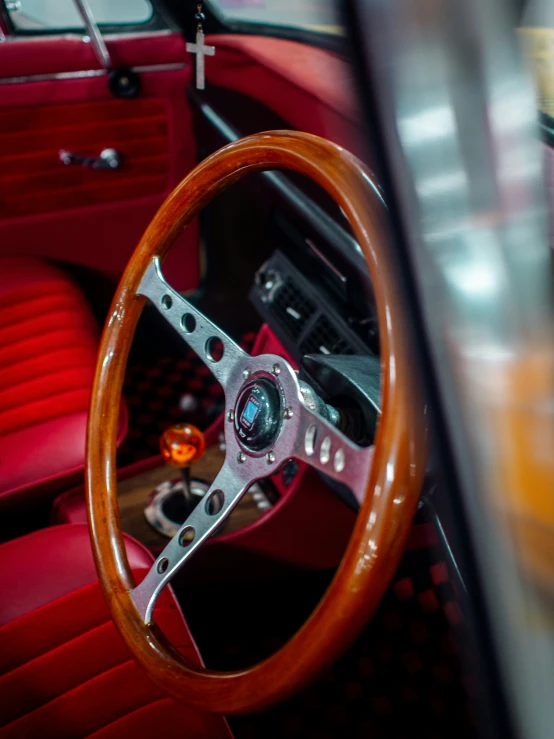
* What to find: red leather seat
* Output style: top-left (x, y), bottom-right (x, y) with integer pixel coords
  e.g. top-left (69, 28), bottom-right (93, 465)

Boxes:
top-left (0, 524), bottom-right (232, 738)
top-left (0, 257), bottom-right (127, 510)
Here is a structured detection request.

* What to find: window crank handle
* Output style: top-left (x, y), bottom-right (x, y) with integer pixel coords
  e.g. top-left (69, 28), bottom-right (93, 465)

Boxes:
top-left (58, 148), bottom-right (122, 170)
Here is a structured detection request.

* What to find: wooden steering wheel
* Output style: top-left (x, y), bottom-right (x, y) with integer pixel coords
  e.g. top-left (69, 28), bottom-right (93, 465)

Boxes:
top-left (86, 131), bottom-right (426, 715)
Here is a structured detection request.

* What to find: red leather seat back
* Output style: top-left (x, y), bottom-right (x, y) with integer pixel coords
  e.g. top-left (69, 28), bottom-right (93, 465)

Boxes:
top-left (0, 257), bottom-right (127, 510)
top-left (0, 524), bottom-right (232, 738)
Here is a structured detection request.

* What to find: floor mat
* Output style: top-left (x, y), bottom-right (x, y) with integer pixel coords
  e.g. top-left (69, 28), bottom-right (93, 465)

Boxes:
top-left (118, 331), bottom-right (257, 467)
top-left (182, 524), bottom-right (476, 739)
top-left (118, 325), bottom-right (476, 736)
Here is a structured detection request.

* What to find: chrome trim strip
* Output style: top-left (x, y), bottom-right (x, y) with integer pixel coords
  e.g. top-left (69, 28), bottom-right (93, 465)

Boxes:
top-left (0, 29), bottom-right (176, 43)
top-left (0, 69), bottom-right (104, 84)
top-left (305, 238), bottom-right (347, 283)
top-left (106, 29), bottom-right (174, 41)
top-left (0, 62), bottom-right (186, 85)
top-left (133, 62), bottom-right (186, 74)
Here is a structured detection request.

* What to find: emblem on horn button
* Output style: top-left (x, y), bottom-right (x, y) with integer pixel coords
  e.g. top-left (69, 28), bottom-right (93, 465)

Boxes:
top-left (234, 378), bottom-right (282, 452)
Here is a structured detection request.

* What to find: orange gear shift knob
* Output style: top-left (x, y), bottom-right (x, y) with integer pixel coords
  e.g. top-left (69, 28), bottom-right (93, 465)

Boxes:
top-left (160, 423), bottom-right (206, 468)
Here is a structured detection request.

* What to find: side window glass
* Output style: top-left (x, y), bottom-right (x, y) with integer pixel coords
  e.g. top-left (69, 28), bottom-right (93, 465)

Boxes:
top-left (7, 0), bottom-right (153, 31)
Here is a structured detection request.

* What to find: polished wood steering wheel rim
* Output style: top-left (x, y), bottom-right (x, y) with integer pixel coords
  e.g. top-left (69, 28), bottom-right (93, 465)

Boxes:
top-left (86, 131), bottom-right (426, 714)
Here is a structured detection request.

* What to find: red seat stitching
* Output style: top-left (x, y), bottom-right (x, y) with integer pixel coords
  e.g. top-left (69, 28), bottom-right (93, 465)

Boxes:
top-left (0, 607), bottom-right (182, 679)
top-left (0, 367), bottom-right (94, 405)
top-left (82, 698), bottom-right (170, 739)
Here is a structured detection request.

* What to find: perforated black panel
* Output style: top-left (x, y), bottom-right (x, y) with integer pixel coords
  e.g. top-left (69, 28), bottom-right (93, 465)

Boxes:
top-left (269, 276), bottom-right (316, 340)
top-left (251, 251), bottom-right (370, 362)
top-left (300, 315), bottom-right (354, 356)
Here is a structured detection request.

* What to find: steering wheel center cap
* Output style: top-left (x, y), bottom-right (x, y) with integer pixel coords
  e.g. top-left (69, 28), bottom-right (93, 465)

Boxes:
top-left (234, 377), bottom-right (282, 452)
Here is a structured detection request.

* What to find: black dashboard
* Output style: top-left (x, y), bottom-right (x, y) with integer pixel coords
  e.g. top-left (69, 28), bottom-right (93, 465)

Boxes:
top-left (186, 75), bottom-right (468, 630)
top-left (188, 84), bottom-right (380, 365)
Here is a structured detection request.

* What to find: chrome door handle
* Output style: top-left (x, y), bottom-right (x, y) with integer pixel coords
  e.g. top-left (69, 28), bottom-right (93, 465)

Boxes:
top-left (58, 148), bottom-right (122, 170)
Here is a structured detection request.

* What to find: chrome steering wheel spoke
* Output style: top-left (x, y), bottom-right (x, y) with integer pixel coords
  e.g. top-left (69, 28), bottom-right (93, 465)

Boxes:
top-left (290, 399), bottom-right (374, 505)
top-left (137, 257), bottom-right (249, 388)
top-left (131, 461), bottom-right (253, 623)
top-left (129, 279), bottom-right (373, 622)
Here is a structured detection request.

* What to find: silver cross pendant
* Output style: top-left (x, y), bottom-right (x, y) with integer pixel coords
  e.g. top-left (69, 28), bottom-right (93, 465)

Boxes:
top-left (186, 29), bottom-right (215, 90)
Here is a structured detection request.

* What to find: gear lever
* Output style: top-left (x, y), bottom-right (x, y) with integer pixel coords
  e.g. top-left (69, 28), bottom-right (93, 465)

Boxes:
top-left (160, 423), bottom-right (206, 516)
top-left (144, 423), bottom-right (207, 538)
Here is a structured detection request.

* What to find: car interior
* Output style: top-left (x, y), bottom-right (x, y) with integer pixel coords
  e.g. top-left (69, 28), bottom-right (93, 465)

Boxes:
top-left (1, 0), bottom-right (554, 738)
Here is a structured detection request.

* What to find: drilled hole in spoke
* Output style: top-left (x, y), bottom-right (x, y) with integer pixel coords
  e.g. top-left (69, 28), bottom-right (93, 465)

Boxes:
top-left (157, 557), bottom-right (169, 574)
top-left (179, 526), bottom-right (195, 547)
top-left (181, 313), bottom-right (196, 333)
top-left (206, 337), bottom-right (224, 363)
top-left (305, 424), bottom-right (317, 456)
top-left (205, 489), bottom-right (225, 516)
top-left (334, 448), bottom-right (345, 473)
top-left (161, 295), bottom-right (172, 310)
top-left (320, 436), bottom-right (331, 465)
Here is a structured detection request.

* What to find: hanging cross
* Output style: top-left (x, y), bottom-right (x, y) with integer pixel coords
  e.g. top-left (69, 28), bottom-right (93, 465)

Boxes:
top-left (186, 29), bottom-right (215, 90)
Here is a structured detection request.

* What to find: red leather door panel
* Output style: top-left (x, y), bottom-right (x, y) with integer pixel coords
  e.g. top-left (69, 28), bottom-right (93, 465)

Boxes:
top-left (0, 33), bottom-right (198, 292)
top-left (0, 99), bottom-right (168, 219)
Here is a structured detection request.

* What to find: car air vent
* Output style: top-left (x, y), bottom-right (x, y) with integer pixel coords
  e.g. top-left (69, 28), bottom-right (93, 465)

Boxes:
top-left (300, 315), bottom-right (354, 356)
top-left (269, 277), bottom-right (316, 339)
top-left (251, 250), bottom-right (372, 363)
